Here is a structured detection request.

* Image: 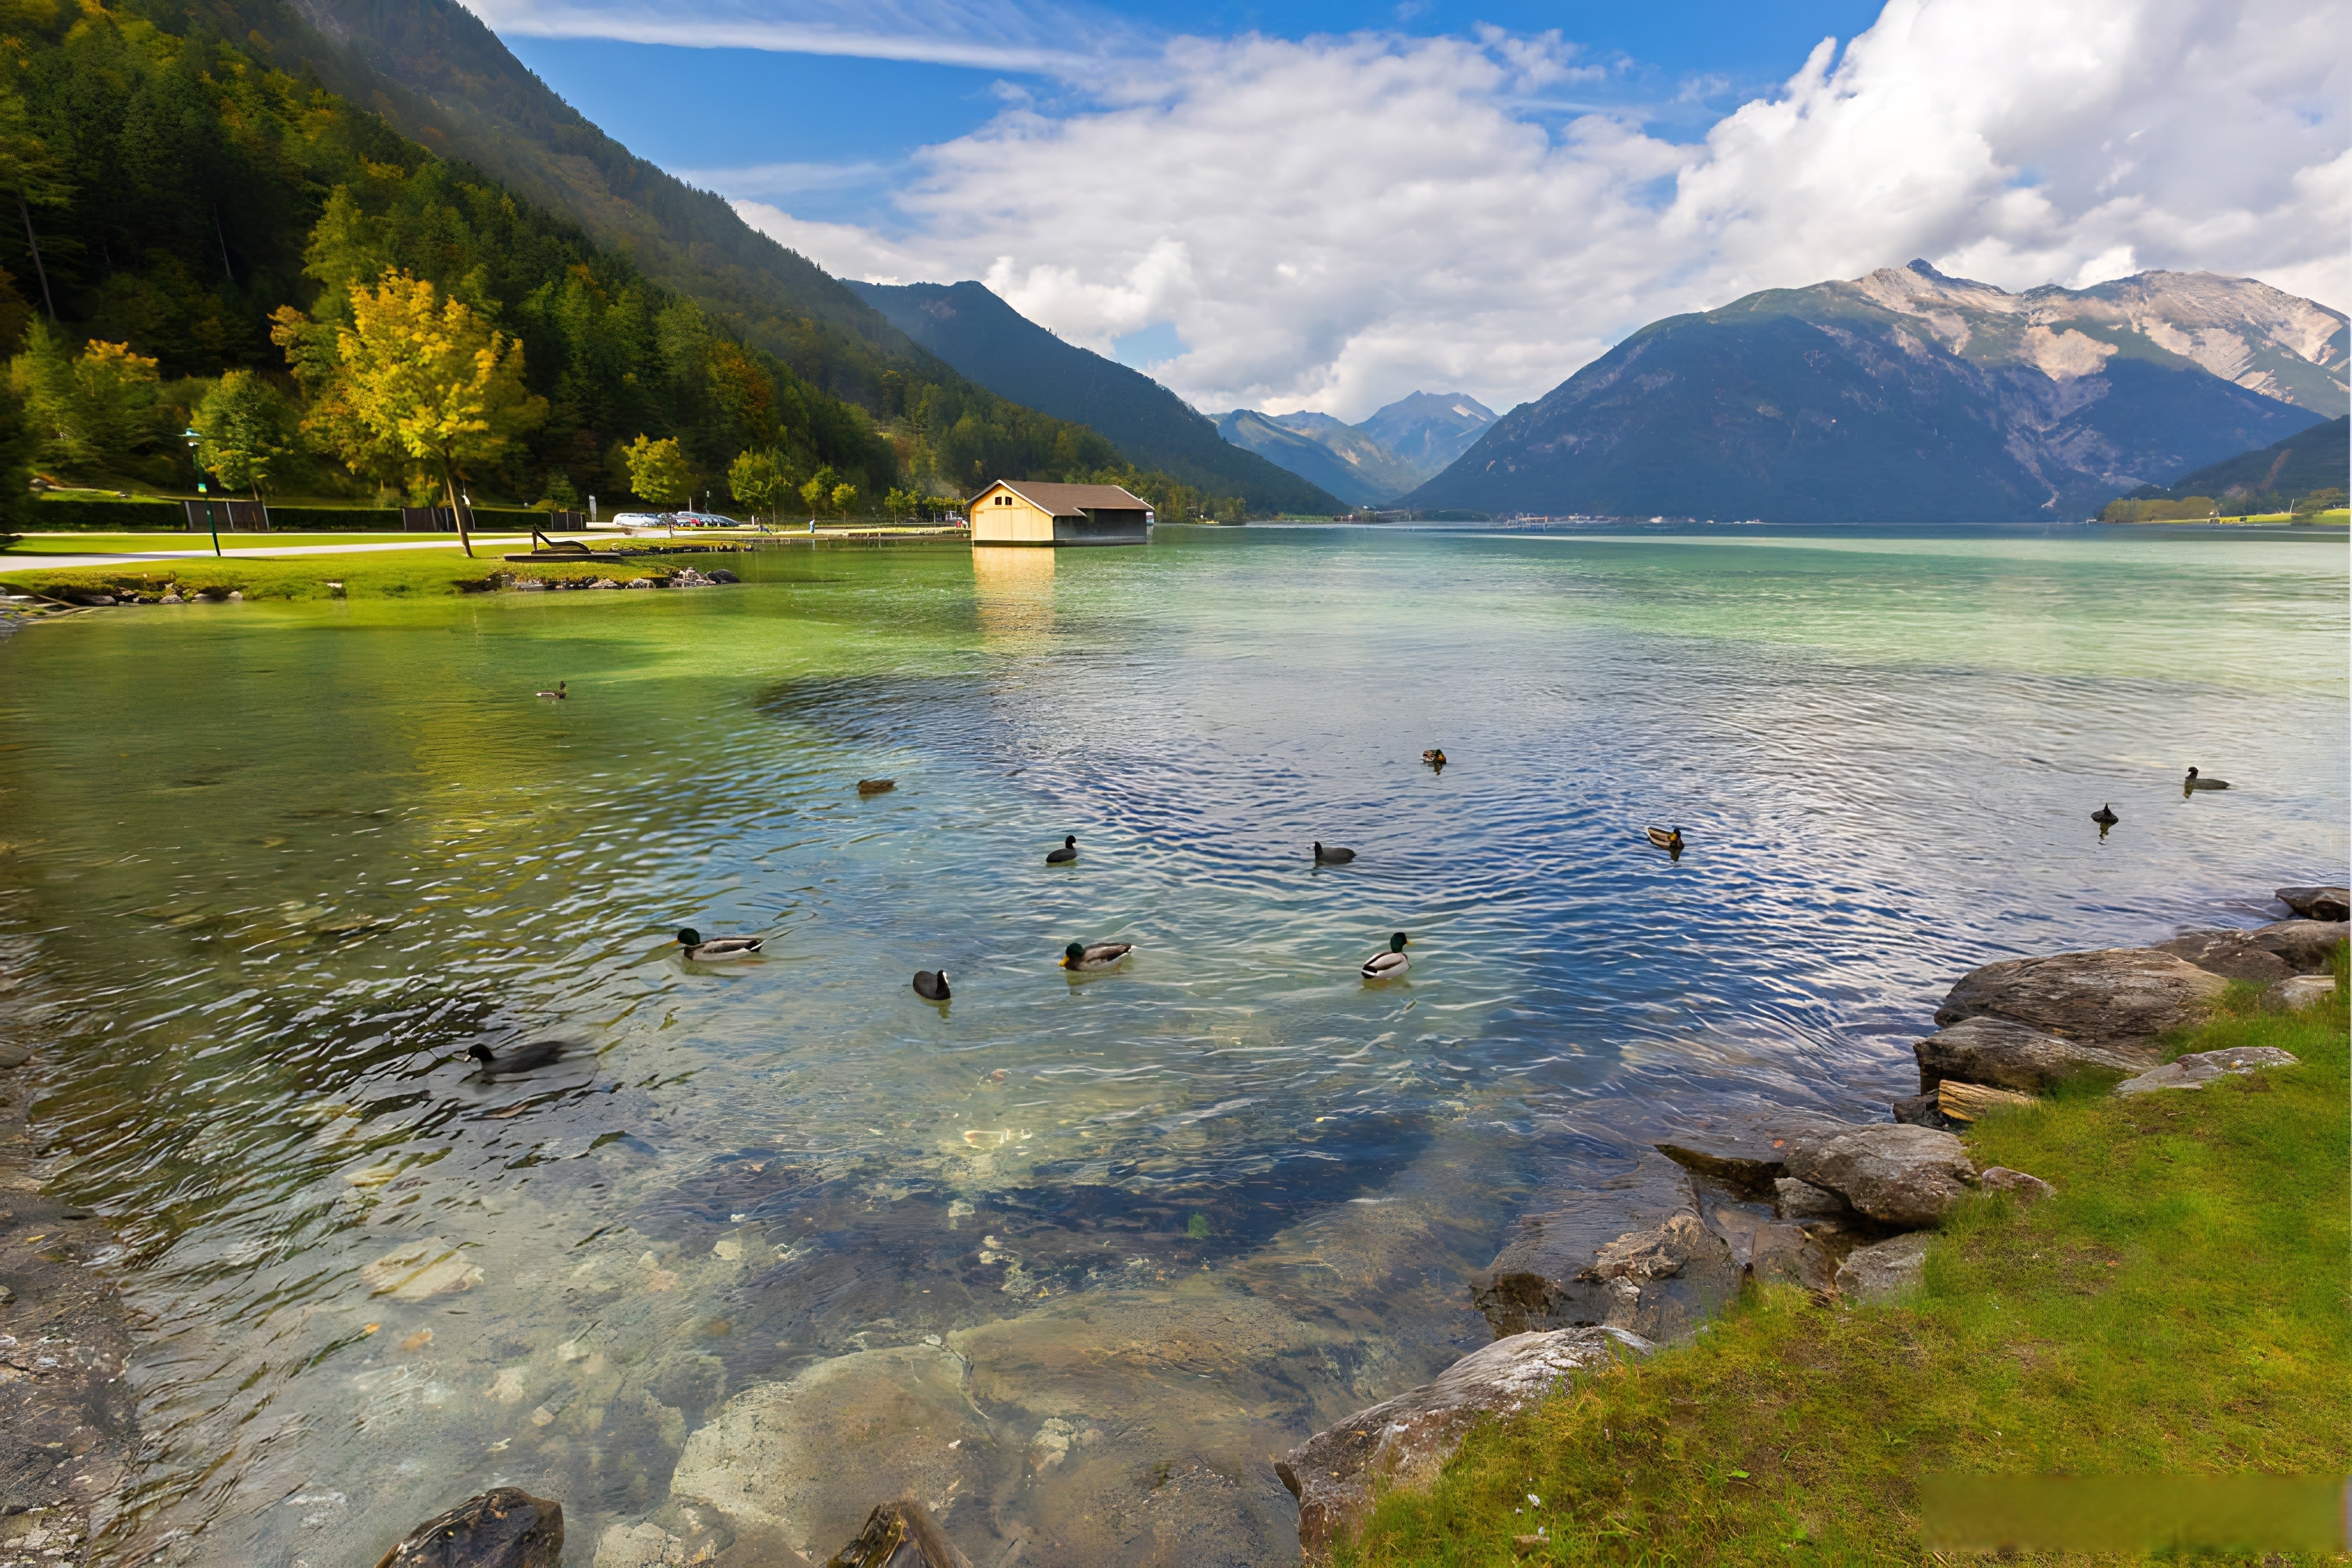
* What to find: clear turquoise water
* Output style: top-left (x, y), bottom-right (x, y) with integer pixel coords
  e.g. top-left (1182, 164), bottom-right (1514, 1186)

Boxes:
top-left (0, 524), bottom-right (2343, 1563)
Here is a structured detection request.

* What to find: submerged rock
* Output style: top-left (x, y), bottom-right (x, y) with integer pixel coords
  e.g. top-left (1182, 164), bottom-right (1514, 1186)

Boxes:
top-left (1833, 1232), bottom-right (1932, 1302)
top-left (1782, 1125), bottom-right (1976, 1228)
top-left (2275, 886), bottom-right (2350, 921)
top-left (1934, 948), bottom-right (2227, 1049)
top-left (1470, 1151), bottom-right (1703, 1336)
top-left (373, 1488), bottom-right (563, 1568)
top-left (2113, 1046), bottom-right (2300, 1097)
top-left (1276, 1325), bottom-right (1650, 1560)
top-left (359, 1237), bottom-right (483, 1302)
top-left (1651, 1109), bottom-right (1851, 1195)
top-left (820, 1500), bottom-right (971, 1568)
top-left (1912, 1016), bottom-right (2149, 1094)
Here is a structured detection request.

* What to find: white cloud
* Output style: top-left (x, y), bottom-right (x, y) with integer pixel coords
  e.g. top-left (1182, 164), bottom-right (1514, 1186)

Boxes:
top-left (726, 0), bottom-right (2347, 417)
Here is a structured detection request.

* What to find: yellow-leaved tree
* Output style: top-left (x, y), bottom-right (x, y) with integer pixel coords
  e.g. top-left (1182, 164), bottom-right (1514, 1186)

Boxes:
top-left (293, 269), bottom-right (545, 557)
top-left (623, 435), bottom-right (691, 510)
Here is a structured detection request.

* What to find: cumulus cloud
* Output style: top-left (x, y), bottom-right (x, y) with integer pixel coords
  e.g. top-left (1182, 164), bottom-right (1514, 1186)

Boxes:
top-left (730, 0), bottom-right (2346, 417)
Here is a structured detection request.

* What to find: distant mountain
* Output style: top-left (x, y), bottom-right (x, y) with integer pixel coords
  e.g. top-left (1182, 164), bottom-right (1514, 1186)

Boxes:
top-left (847, 281), bottom-right (1340, 513)
top-left (2123, 415), bottom-right (2349, 504)
top-left (1405, 263), bottom-right (2343, 522)
top-left (1356, 393), bottom-right (1497, 474)
top-left (1215, 392), bottom-right (1497, 505)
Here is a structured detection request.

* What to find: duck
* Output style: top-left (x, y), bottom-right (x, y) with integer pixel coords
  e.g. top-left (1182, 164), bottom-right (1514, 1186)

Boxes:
top-left (1645, 827), bottom-right (1685, 857)
top-left (676, 927), bottom-right (763, 960)
top-left (536, 681), bottom-right (567, 701)
top-left (2183, 767), bottom-right (2229, 791)
top-left (1421, 749), bottom-right (1447, 768)
top-left (2091, 804), bottom-right (2119, 827)
top-left (1062, 940), bottom-right (1131, 972)
top-left (1313, 841), bottom-right (1356, 864)
top-left (913, 969), bottom-right (951, 1002)
top-left (466, 1040), bottom-right (569, 1077)
top-left (1361, 932), bottom-right (1410, 980)
top-left (1046, 835), bottom-right (1078, 864)
top-left (856, 778), bottom-right (896, 795)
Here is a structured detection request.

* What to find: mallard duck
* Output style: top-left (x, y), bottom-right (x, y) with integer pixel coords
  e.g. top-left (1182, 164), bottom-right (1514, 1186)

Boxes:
top-left (856, 778), bottom-right (896, 795)
top-left (1062, 940), bottom-right (1131, 972)
top-left (913, 969), bottom-right (951, 1001)
top-left (1645, 827), bottom-right (1685, 855)
top-left (466, 1040), bottom-right (568, 1076)
top-left (1421, 748), bottom-right (1447, 768)
top-left (1361, 932), bottom-right (1410, 979)
top-left (535, 681), bottom-right (567, 701)
top-left (1313, 841), bottom-right (1356, 863)
top-left (1046, 835), bottom-right (1078, 864)
top-left (2091, 804), bottom-right (2119, 827)
top-left (2184, 767), bottom-right (2228, 791)
top-left (677, 927), bottom-right (763, 960)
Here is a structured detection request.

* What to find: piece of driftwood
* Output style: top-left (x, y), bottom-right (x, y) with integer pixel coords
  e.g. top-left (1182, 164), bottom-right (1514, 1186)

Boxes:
top-left (1936, 1079), bottom-right (2038, 1121)
top-left (823, 1501), bottom-right (971, 1568)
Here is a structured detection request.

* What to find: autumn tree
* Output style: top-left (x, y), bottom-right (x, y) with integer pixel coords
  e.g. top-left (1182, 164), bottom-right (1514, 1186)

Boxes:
top-left (829, 482), bottom-right (858, 517)
top-left (624, 435), bottom-right (691, 508)
top-left (8, 324), bottom-right (165, 475)
top-left (191, 370), bottom-right (295, 497)
top-left (291, 270), bottom-right (546, 557)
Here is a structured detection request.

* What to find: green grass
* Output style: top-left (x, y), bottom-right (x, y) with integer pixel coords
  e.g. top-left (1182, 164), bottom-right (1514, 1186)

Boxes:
top-left (0, 531), bottom-right (543, 554)
top-left (1343, 951), bottom-right (2350, 1566)
top-left (0, 549), bottom-right (671, 601)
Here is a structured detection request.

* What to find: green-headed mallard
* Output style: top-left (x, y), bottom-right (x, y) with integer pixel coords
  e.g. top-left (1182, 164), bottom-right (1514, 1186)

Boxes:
top-left (1062, 940), bottom-right (1130, 972)
top-left (1047, 835), bottom-right (1078, 864)
top-left (1361, 932), bottom-right (1410, 979)
top-left (1314, 841), bottom-right (1356, 863)
top-left (913, 969), bottom-right (951, 1001)
top-left (1646, 827), bottom-right (1685, 858)
top-left (677, 927), bottom-right (763, 961)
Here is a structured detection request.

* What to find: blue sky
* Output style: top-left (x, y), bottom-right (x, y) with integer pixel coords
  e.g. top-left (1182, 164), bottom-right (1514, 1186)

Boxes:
top-left (501, 1), bottom-right (1886, 228)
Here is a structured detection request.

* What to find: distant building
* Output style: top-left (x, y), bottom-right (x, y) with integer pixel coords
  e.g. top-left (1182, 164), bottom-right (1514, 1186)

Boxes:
top-left (967, 481), bottom-right (1154, 546)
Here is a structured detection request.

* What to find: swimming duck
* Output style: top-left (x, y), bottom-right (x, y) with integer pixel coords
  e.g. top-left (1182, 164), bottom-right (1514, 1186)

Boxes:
top-left (1062, 940), bottom-right (1131, 972)
top-left (1645, 827), bottom-right (1685, 857)
top-left (2091, 804), bottom-right (2119, 827)
top-left (466, 1040), bottom-right (568, 1076)
top-left (913, 969), bottom-right (951, 1002)
top-left (1361, 931), bottom-right (1410, 979)
top-left (856, 778), bottom-right (896, 795)
top-left (1421, 749), bottom-right (1447, 768)
top-left (1313, 841), bottom-right (1356, 863)
top-left (2183, 767), bottom-right (2229, 791)
top-left (536, 681), bottom-right (567, 701)
top-left (676, 927), bottom-right (763, 960)
top-left (1046, 835), bottom-right (1079, 864)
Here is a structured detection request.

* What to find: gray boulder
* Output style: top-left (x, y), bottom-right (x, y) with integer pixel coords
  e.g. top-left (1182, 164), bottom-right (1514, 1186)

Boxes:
top-left (1977, 1167), bottom-right (2057, 1205)
top-left (375, 1489), bottom-right (563, 1568)
top-left (2263, 974), bottom-right (2337, 1012)
top-left (2114, 1047), bottom-right (2299, 1097)
top-left (2275, 886), bottom-right (2349, 921)
top-left (1889, 1092), bottom-right (1955, 1129)
top-left (2155, 929), bottom-right (2294, 986)
top-left (1773, 1178), bottom-right (1850, 1221)
top-left (1471, 1151), bottom-right (1704, 1336)
top-left (1276, 1326), bottom-right (1648, 1560)
top-left (1784, 1125), bottom-right (1976, 1228)
top-left (1652, 1109), bottom-right (1852, 1195)
top-left (1912, 1016), bottom-right (2147, 1094)
top-left (1834, 1233), bottom-right (1932, 1302)
top-left (2247, 920), bottom-right (2349, 974)
top-left (1704, 1207), bottom-right (1839, 1292)
top-left (1935, 948), bottom-right (2227, 1049)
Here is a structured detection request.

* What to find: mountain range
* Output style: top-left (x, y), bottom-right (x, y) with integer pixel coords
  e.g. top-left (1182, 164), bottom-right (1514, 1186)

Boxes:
top-left (847, 280), bottom-right (1339, 513)
top-left (1405, 263), bottom-right (2346, 522)
top-left (1213, 395), bottom-right (1497, 506)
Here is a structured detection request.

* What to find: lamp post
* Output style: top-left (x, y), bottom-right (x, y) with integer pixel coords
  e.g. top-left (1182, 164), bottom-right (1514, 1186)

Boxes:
top-left (180, 429), bottom-right (222, 558)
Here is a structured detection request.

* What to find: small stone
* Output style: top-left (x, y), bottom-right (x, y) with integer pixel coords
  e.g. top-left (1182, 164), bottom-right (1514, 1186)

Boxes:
top-left (0, 1283), bottom-right (14, 1305)
top-left (160, 593), bottom-right (183, 604)
top-left (625, 578), bottom-right (655, 589)
top-left (490, 1367), bottom-right (528, 1403)
top-left (360, 1237), bottom-right (485, 1302)
top-left (1834, 1232), bottom-right (1932, 1302)
top-left (2114, 1046), bottom-right (2300, 1097)
top-left (712, 1239), bottom-right (741, 1260)
top-left (2263, 974), bottom-right (2337, 1012)
top-left (0, 1042), bottom-right (29, 1069)
top-left (1977, 1167), bottom-right (2057, 1205)
top-left (531, 1404), bottom-right (556, 1427)
top-left (399, 1328), bottom-right (433, 1352)
top-left (1773, 1177), bottom-right (1849, 1220)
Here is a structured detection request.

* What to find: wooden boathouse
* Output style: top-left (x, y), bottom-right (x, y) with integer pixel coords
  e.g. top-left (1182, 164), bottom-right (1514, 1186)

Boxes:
top-left (967, 481), bottom-right (1154, 546)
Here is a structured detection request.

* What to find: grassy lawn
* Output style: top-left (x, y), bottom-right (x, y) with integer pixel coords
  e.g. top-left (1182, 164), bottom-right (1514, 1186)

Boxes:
top-left (1343, 953), bottom-right (2350, 1566)
top-left (0, 531), bottom-right (579, 554)
top-left (0, 549), bottom-right (684, 600)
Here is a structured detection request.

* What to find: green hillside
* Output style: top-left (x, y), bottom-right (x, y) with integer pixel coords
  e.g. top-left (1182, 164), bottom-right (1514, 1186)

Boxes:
top-left (850, 280), bottom-right (1341, 516)
top-left (2112, 414), bottom-right (2347, 512)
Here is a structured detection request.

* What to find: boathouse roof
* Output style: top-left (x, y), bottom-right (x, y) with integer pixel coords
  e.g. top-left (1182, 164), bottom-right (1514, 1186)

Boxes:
top-left (981, 481), bottom-right (1152, 516)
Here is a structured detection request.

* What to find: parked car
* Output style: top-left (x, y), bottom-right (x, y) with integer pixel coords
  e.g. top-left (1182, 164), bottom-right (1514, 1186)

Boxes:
top-left (595, 511), bottom-right (671, 531)
top-left (670, 511), bottom-right (744, 528)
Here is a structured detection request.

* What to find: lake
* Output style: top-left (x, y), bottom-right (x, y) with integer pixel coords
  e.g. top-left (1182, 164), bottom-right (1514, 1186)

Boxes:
top-left (0, 524), bottom-right (2343, 1564)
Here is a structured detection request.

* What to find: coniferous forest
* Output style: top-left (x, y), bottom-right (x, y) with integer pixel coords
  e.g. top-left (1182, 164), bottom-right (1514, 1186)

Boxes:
top-left (0, 0), bottom-right (1233, 523)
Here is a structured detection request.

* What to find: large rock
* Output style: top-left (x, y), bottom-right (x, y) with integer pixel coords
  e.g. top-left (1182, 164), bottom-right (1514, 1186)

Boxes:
top-left (2247, 920), bottom-right (2349, 974)
top-left (1833, 1233), bottom-right (1932, 1302)
top-left (1934, 948), bottom-right (2227, 1049)
top-left (2155, 930), bottom-right (2293, 986)
top-left (1783, 1125), bottom-right (1976, 1228)
top-left (374, 1489), bottom-right (563, 1568)
top-left (1701, 1207), bottom-right (1839, 1292)
top-left (1912, 1016), bottom-right (2147, 1094)
top-left (1470, 1151), bottom-right (1702, 1336)
top-left (2263, 975), bottom-right (2337, 1012)
top-left (2113, 1047), bottom-right (2299, 1097)
top-left (1652, 1109), bottom-right (1853, 1195)
top-left (2275, 886), bottom-right (2349, 921)
top-left (1275, 1326), bottom-right (1648, 1559)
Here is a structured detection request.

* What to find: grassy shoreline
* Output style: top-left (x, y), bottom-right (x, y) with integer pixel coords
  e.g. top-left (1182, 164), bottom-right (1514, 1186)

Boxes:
top-left (1343, 952), bottom-right (2350, 1565)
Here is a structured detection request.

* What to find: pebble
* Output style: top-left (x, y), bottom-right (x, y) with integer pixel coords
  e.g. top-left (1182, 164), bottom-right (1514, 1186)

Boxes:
top-left (0, 1042), bottom-right (29, 1069)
